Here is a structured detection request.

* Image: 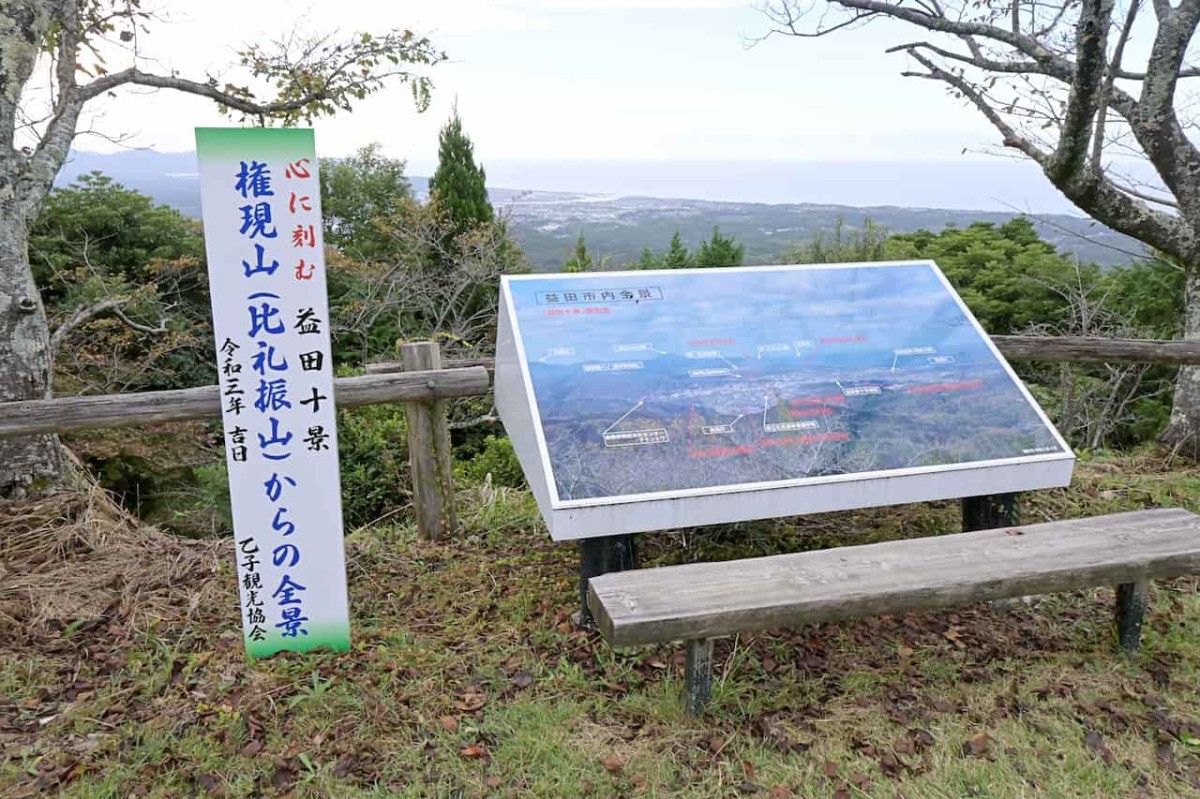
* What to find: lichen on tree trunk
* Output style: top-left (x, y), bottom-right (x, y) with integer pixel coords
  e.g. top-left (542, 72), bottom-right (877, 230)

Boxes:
top-left (1161, 267), bottom-right (1200, 458)
top-left (0, 213), bottom-right (65, 497)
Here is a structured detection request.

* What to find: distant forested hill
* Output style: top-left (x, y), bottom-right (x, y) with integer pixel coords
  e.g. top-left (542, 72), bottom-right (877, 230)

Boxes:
top-left (494, 191), bottom-right (1144, 271)
top-left (57, 150), bottom-right (1145, 269)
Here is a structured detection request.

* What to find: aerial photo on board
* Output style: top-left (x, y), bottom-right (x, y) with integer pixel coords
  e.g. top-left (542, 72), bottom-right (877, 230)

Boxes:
top-left (506, 263), bottom-right (1067, 502)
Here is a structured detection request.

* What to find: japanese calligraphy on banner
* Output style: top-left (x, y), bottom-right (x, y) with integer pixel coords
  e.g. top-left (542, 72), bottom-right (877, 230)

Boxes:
top-left (195, 128), bottom-right (350, 657)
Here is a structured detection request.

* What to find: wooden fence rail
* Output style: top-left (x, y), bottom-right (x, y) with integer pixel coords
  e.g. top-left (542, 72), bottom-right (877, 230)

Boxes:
top-left (363, 336), bottom-right (1200, 374)
top-left (0, 367), bottom-right (490, 439)
top-left (989, 336), bottom-right (1200, 366)
top-left (3, 336), bottom-right (1198, 442)
top-left (3, 335), bottom-right (1198, 544)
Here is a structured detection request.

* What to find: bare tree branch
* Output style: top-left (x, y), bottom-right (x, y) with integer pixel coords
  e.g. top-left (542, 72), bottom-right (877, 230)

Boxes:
top-left (1133, 0), bottom-right (1200, 209)
top-left (110, 305), bottom-right (168, 336)
top-left (902, 49), bottom-right (1190, 259)
top-left (76, 67), bottom-right (331, 111)
top-left (50, 298), bottom-right (126, 352)
top-left (904, 50), bottom-right (1051, 163)
top-left (1108, 176), bottom-right (1181, 209)
top-left (1092, 0), bottom-right (1142, 169)
top-left (49, 296), bottom-right (170, 353)
top-left (1047, 0), bottom-right (1113, 181)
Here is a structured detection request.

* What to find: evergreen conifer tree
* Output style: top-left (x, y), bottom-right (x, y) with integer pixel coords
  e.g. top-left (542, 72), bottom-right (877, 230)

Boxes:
top-left (636, 246), bottom-right (661, 270)
top-left (428, 106), bottom-right (494, 235)
top-left (564, 232), bottom-right (593, 272)
top-left (694, 226), bottom-right (745, 268)
top-left (663, 232), bottom-right (692, 269)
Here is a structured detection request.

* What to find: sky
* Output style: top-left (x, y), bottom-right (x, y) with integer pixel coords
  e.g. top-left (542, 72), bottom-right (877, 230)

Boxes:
top-left (66, 0), bottom-right (1003, 171)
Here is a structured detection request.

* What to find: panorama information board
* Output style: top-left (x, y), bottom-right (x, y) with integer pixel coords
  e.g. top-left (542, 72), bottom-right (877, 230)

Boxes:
top-left (495, 262), bottom-right (1075, 540)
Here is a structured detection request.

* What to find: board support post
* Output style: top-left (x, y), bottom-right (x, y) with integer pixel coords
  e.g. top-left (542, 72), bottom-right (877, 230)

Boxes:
top-left (1115, 579), bottom-right (1150, 654)
top-left (684, 638), bottom-right (714, 715)
top-left (962, 493), bottom-right (1020, 531)
top-left (578, 534), bottom-right (637, 628)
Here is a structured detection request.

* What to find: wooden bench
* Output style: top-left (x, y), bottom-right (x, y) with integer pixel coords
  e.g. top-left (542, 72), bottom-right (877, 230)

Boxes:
top-left (587, 508), bottom-right (1200, 714)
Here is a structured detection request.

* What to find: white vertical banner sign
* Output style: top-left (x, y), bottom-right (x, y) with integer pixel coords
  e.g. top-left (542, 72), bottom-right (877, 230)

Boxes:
top-left (195, 128), bottom-right (350, 657)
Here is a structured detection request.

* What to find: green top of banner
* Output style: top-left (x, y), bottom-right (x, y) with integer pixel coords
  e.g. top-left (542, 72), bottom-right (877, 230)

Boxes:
top-left (195, 127), bottom-right (315, 159)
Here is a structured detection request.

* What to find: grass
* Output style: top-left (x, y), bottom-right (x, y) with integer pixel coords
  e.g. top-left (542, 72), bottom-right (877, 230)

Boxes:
top-left (1, 449), bottom-right (1198, 797)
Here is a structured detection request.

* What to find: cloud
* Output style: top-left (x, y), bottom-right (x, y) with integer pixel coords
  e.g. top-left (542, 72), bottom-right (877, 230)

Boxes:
top-left (416, 0), bottom-right (748, 34)
top-left (520, 0), bottom-right (747, 8)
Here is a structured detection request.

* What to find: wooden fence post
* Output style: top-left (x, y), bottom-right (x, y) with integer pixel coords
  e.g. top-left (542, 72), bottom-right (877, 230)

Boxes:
top-left (400, 341), bottom-right (456, 540)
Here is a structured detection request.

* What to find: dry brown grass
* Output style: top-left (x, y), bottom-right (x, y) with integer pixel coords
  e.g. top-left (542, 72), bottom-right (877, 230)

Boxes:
top-left (0, 470), bottom-right (228, 646)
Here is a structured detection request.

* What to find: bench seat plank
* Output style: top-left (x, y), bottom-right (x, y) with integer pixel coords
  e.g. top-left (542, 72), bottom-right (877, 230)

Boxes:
top-left (588, 509), bottom-right (1200, 647)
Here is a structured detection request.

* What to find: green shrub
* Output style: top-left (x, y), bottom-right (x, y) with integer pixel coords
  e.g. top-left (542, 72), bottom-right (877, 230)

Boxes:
top-left (194, 403), bottom-right (410, 534)
top-left (194, 461), bottom-right (235, 531)
top-left (335, 402), bottom-right (410, 528)
top-left (459, 435), bottom-right (526, 488)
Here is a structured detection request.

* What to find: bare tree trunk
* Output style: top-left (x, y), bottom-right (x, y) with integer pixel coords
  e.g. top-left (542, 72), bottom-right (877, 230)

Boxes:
top-left (1161, 267), bottom-right (1200, 458)
top-left (0, 208), bottom-right (66, 497)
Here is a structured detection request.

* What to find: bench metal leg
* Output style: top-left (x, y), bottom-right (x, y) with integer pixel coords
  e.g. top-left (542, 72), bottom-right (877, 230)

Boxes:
top-left (578, 534), bottom-right (637, 628)
top-left (684, 638), bottom-right (713, 716)
top-left (962, 493), bottom-right (1020, 531)
top-left (1115, 579), bottom-right (1150, 654)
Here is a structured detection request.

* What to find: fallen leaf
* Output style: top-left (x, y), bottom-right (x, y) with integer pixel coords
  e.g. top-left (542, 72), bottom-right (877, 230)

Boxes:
top-left (738, 781), bottom-right (762, 794)
top-left (879, 752), bottom-right (904, 778)
top-left (964, 732), bottom-right (991, 756)
top-left (768, 787), bottom-right (793, 798)
top-left (832, 789), bottom-right (851, 799)
top-left (822, 760), bottom-right (839, 778)
top-left (459, 745), bottom-right (489, 759)
top-left (331, 755), bottom-right (354, 778)
top-left (932, 698), bottom-right (956, 713)
top-left (440, 716), bottom-right (459, 733)
top-left (909, 728), bottom-right (936, 751)
top-left (742, 760), bottom-right (757, 781)
top-left (510, 670), bottom-right (534, 689)
top-left (453, 691), bottom-right (487, 712)
top-left (196, 774), bottom-right (224, 794)
top-left (1084, 731), bottom-right (1115, 765)
top-left (897, 646), bottom-right (914, 659)
top-left (484, 775), bottom-right (503, 788)
top-left (762, 656), bottom-right (777, 673)
top-left (602, 755), bottom-right (624, 773)
top-left (1155, 742), bottom-right (1175, 768)
top-left (271, 760), bottom-right (297, 792)
top-left (239, 740), bottom-right (263, 757)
